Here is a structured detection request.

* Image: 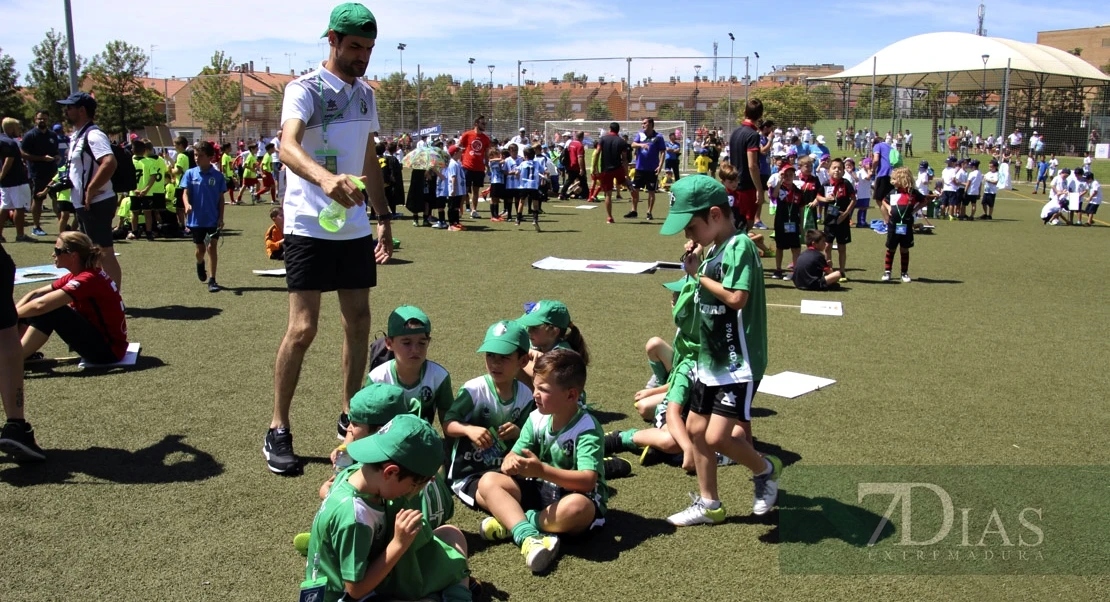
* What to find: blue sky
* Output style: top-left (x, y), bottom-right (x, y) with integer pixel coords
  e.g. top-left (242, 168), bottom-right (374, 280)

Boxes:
top-left (0, 0), bottom-right (1102, 87)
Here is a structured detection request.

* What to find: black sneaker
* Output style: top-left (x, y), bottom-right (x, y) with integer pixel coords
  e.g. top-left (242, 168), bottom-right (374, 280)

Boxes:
top-left (640, 445), bottom-right (669, 467)
top-left (207, 278), bottom-right (220, 293)
top-left (646, 212), bottom-right (654, 220)
top-left (263, 428), bottom-right (297, 474)
top-left (0, 421), bottom-right (46, 461)
top-left (337, 412), bottom-right (350, 441)
top-left (533, 219), bottom-right (541, 233)
top-left (623, 211), bottom-right (638, 219)
top-left (603, 456), bottom-right (632, 479)
top-left (196, 262), bottom-right (207, 283)
top-left (603, 431), bottom-right (624, 456)
top-left (145, 230), bottom-right (155, 242)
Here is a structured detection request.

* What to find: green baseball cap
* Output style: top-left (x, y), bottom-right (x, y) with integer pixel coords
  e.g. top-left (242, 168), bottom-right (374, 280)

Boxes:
top-left (321, 3), bottom-right (378, 39)
top-left (517, 300), bottom-right (570, 330)
top-left (659, 176), bottom-right (731, 236)
top-left (347, 414), bottom-right (442, 477)
top-left (477, 320), bottom-right (530, 355)
top-left (348, 383), bottom-right (415, 426)
top-left (662, 277), bottom-right (690, 292)
top-left (387, 305), bottom-right (431, 337)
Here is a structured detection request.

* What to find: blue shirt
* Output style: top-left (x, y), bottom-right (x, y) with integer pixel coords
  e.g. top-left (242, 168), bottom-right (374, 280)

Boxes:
top-left (504, 156), bottom-right (519, 189)
top-left (873, 142), bottom-right (893, 178)
top-left (533, 155), bottom-right (548, 182)
top-left (1037, 162), bottom-right (1049, 179)
top-left (518, 159), bottom-right (538, 190)
top-left (488, 158), bottom-right (504, 184)
top-left (181, 166), bottom-right (226, 228)
top-left (634, 131), bottom-right (666, 171)
top-left (758, 135), bottom-right (770, 175)
top-left (448, 160), bottom-right (466, 196)
top-left (665, 141), bottom-right (680, 161)
top-left (436, 166), bottom-right (450, 198)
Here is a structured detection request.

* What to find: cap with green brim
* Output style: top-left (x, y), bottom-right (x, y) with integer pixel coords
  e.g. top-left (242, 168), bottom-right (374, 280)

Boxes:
top-left (348, 382), bottom-right (415, 426)
top-left (659, 176), bottom-right (731, 236)
top-left (517, 300), bottom-right (570, 329)
top-left (321, 3), bottom-right (378, 39)
top-left (347, 414), bottom-right (442, 477)
top-left (477, 320), bottom-right (530, 355)
top-left (387, 305), bottom-right (431, 337)
top-left (662, 277), bottom-right (690, 292)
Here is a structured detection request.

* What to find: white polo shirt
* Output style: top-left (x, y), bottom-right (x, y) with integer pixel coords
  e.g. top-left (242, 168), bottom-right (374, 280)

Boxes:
top-left (67, 123), bottom-right (115, 207)
top-left (280, 62), bottom-right (380, 240)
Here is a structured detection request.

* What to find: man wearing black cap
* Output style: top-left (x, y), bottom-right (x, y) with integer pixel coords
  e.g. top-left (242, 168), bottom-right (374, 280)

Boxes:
top-left (20, 111), bottom-right (60, 237)
top-left (265, 2), bottom-right (394, 474)
top-left (58, 92), bottom-right (122, 289)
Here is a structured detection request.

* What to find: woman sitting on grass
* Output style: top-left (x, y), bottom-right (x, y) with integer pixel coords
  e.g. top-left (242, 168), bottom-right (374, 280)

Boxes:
top-left (16, 231), bottom-right (128, 364)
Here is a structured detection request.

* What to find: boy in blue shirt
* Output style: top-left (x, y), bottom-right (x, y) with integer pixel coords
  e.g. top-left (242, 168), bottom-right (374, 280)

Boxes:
top-left (503, 145), bottom-right (520, 224)
top-left (518, 147), bottom-right (541, 231)
top-left (180, 141), bottom-right (226, 293)
top-left (1033, 158), bottom-right (1049, 195)
top-left (447, 145), bottom-right (467, 231)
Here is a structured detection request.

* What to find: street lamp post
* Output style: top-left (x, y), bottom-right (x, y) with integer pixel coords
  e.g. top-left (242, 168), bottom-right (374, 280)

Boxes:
top-left (488, 65), bottom-right (495, 137)
top-left (727, 33), bottom-right (734, 128)
top-left (694, 64), bottom-right (702, 137)
top-left (397, 43), bottom-right (406, 135)
top-left (979, 54), bottom-right (989, 139)
top-left (468, 58), bottom-right (475, 125)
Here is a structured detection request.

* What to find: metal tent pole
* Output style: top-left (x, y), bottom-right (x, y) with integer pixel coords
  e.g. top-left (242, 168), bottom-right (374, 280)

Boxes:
top-left (869, 56), bottom-right (876, 140)
top-left (999, 59), bottom-right (1011, 141)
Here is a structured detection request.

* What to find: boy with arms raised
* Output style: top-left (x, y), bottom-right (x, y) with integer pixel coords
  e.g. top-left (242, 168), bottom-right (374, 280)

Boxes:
top-left (476, 349), bottom-right (606, 573)
top-left (180, 141), bottom-right (226, 293)
top-left (366, 305), bottom-right (452, 429)
top-left (444, 320), bottom-right (535, 511)
top-left (659, 176), bottom-right (782, 526)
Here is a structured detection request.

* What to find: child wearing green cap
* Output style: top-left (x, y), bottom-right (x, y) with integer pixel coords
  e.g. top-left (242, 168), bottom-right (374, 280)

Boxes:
top-left (444, 320), bottom-right (535, 511)
top-left (365, 305), bottom-right (453, 430)
top-left (516, 299), bottom-right (589, 384)
top-left (476, 349), bottom-right (607, 574)
top-left (305, 414), bottom-right (471, 602)
top-left (658, 175), bottom-right (782, 527)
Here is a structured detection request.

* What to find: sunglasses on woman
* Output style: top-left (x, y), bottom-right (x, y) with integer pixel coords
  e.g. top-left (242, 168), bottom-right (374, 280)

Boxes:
top-left (53, 247), bottom-right (73, 255)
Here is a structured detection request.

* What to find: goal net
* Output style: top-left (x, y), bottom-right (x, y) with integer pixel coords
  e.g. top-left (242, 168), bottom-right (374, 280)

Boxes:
top-left (544, 120), bottom-right (690, 171)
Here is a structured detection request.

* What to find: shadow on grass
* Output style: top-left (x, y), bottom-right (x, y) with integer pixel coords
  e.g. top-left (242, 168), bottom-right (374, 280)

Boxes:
top-left (562, 508), bottom-right (675, 563)
top-left (913, 277), bottom-right (964, 284)
top-left (225, 285), bottom-right (289, 296)
top-left (382, 257), bottom-right (414, 266)
top-left (755, 490), bottom-right (895, 547)
top-left (24, 355), bottom-right (167, 378)
top-left (126, 305), bottom-right (223, 320)
top-left (474, 579), bottom-right (511, 602)
top-left (749, 407), bottom-right (777, 419)
top-left (588, 409), bottom-right (626, 425)
top-left (752, 437), bottom-right (802, 468)
top-left (0, 434), bottom-right (223, 486)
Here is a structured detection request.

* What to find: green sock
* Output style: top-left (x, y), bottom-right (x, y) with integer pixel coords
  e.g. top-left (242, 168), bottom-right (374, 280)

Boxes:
top-left (648, 360), bottom-right (669, 384)
top-left (511, 519), bottom-right (541, 547)
top-left (620, 429), bottom-right (640, 452)
top-left (525, 509), bottom-right (544, 533)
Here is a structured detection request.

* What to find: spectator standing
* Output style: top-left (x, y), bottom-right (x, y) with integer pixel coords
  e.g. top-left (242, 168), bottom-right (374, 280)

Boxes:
top-left (0, 119), bottom-right (33, 242)
top-left (727, 100), bottom-right (766, 231)
top-left (596, 122), bottom-right (631, 224)
top-left (457, 115), bottom-right (491, 218)
top-left (629, 117), bottom-right (666, 220)
top-left (20, 111), bottom-right (60, 236)
top-left (871, 134), bottom-right (895, 207)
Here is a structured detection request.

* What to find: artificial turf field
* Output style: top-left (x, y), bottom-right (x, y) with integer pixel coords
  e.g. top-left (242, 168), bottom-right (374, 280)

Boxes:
top-left (2, 150), bottom-right (1109, 601)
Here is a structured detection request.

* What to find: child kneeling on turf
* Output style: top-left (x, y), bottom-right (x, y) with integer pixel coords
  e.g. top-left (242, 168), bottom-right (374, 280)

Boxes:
top-left (476, 349), bottom-right (607, 574)
top-left (792, 230), bottom-right (842, 291)
top-left (365, 305), bottom-right (453, 430)
top-left (444, 321), bottom-right (535, 510)
top-left (304, 414), bottom-right (472, 602)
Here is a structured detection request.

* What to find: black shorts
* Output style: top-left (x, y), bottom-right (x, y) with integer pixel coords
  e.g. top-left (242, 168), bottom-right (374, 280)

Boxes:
top-left (149, 193), bottom-right (166, 211)
top-left (760, 173), bottom-right (770, 189)
top-left (1085, 203), bottom-right (1100, 215)
top-left (688, 380), bottom-right (759, 421)
top-left (940, 190), bottom-right (957, 207)
top-left (0, 245), bottom-right (16, 329)
top-left (56, 200), bottom-right (74, 213)
top-left (632, 169), bottom-right (659, 192)
top-left (450, 474), bottom-right (483, 511)
top-left (873, 176), bottom-right (892, 206)
top-left (514, 477), bottom-right (606, 536)
top-left (885, 227), bottom-right (915, 250)
top-left (284, 233), bottom-right (376, 292)
top-left (774, 208), bottom-right (801, 249)
top-left (823, 219), bottom-right (852, 245)
top-left (174, 188), bottom-right (185, 203)
top-left (490, 182), bottom-right (506, 200)
top-left (965, 194), bottom-right (980, 205)
top-left (190, 226), bottom-right (220, 245)
top-left (32, 174), bottom-right (53, 197)
top-left (465, 169), bottom-right (485, 189)
top-left (431, 196), bottom-right (447, 210)
top-left (981, 193), bottom-right (996, 208)
top-left (132, 196), bottom-right (154, 211)
top-left (75, 198), bottom-right (116, 247)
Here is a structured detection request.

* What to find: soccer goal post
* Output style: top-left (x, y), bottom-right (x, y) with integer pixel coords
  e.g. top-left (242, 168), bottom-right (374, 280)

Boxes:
top-left (544, 120), bottom-right (690, 172)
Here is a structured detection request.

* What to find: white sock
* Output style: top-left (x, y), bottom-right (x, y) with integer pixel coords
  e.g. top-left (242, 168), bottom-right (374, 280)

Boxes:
top-left (702, 498), bottom-right (721, 510)
top-left (757, 458), bottom-right (773, 477)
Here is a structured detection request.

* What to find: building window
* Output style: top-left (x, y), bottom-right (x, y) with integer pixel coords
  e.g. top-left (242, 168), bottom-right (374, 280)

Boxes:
top-left (677, 102), bottom-right (685, 109)
top-left (631, 102), bottom-right (640, 111)
top-left (572, 103), bottom-right (582, 111)
top-left (697, 103), bottom-right (707, 111)
top-left (646, 102), bottom-right (656, 110)
top-left (546, 103), bottom-right (555, 110)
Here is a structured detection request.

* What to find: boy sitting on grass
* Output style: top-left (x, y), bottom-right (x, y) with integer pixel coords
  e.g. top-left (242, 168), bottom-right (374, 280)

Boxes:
top-left (791, 230), bottom-right (842, 291)
top-left (365, 305), bottom-right (453, 431)
top-left (476, 349), bottom-right (607, 574)
top-left (305, 414), bottom-right (472, 602)
top-left (444, 320), bottom-right (535, 511)
top-left (265, 206), bottom-right (284, 260)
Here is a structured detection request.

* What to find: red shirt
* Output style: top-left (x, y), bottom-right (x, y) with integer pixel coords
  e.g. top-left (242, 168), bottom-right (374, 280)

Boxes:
top-left (566, 140), bottom-right (584, 170)
top-left (457, 130), bottom-right (491, 172)
top-left (53, 269), bottom-right (128, 360)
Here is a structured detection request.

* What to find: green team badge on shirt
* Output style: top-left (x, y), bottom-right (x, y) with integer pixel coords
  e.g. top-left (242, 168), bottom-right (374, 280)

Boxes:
top-left (360, 98), bottom-right (368, 115)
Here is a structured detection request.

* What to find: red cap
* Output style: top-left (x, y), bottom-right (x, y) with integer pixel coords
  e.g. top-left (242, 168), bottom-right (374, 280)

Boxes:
top-left (448, 145), bottom-right (460, 155)
top-left (779, 163), bottom-right (796, 174)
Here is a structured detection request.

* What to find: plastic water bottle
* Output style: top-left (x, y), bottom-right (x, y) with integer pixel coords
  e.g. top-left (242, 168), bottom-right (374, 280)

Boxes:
top-left (318, 201), bottom-right (348, 232)
top-left (334, 444), bottom-right (354, 473)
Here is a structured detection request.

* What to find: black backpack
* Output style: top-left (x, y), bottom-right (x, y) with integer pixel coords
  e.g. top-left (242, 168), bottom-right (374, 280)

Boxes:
top-left (81, 125), bottom-right (136, 193)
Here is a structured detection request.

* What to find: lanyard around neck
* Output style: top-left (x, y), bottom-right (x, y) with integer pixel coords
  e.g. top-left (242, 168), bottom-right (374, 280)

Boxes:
top-left (318, 75), bottom-right (356, 144)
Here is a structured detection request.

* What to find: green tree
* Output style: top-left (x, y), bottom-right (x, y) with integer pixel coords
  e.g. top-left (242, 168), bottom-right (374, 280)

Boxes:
top-left (852, 85), bottom-right (893, 125)
top-left (27, 30), bottom-right (84, 123)
top-left (561, 72), bottom-right (577, 83)
top-left (553, 90), bottom-right (574, 120)
top-left (656, 103), bottom-right (689, 122)
top-left (424, 74), bottom-right (456, 128)
top-left (85, 40), bottom-right (165, 135)
top-left (375, 71), bottom-right (406, 134)
top-left (586, 98), bottom-right (611, 120)
top-left (0, 48), bottom-right (27, 121)
top-left (189, 51), bottom-right (242, 141)
top-left (755, 84), bottom-right (825, 126)
top-left (520, 86), bottom-right (546, 131)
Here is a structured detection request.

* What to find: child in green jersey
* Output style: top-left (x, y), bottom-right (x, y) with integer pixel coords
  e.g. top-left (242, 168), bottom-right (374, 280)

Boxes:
top-left (476, 349), bottom-right (607, 574)
top-left (658, 175), bottom-right (782, 527)
top-left (516, 300), bottom-right (589, 385)
top-left (305, 414), bottom-right (471, 602)
top-left (364, 306), bottom-right (453, 432)
top-left (444, 321), bottom-right (534, 511)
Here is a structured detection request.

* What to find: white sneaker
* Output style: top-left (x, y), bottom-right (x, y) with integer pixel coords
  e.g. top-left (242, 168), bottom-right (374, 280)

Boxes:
top-left (521, 535), bottom-right (560, 572)
top-left (716, 453), bottom-right (738, 466)
top-left (645, 374), bottom-right (659, 389)
top-left (666, 493), bottom-right (725, 526)
top-left (901, 273), bottom-right (912, 283)
top-left (881, 271), bottom-right (891, 282)
top-left (470, 210), bottom-right (480, 219)
top-left (751, 455), bottom-right (783, 516)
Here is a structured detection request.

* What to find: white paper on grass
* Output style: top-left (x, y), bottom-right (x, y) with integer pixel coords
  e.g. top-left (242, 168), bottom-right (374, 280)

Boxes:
top-left (800, 300), bottom-right (843, 316)
top-left (1068, 192), bottom-right (1081, 211)
top-left (757, 371), bottom-right (836, 399)
top-left (575, 204), bottom-right (598, 210)
top-left (252, 268), bottom-right (288, 276)
top-left (13, 265), bottom-right (69, 286)
top-left (79, 342), bottom-right (141, 368)
top-left (531, 256), bottom-right (658, 274)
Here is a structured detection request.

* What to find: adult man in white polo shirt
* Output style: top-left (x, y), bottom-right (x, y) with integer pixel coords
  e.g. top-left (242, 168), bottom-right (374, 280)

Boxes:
top-left (263, 2), bottom-right (393, 474)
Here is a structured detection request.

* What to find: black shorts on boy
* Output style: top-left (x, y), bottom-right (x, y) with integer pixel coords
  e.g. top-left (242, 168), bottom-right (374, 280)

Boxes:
top-left (514, 477), bottom-right (606, 536)
top-left (632, 170), bottom-right (659, 192)
top-left (885, 229), bottom-right (914, 250)
top-left (823, 219), bottom-right (852, 245)
top-left (189, 227), bottom-right (220, 246)
top-left (774, 210), bottom-right (801, 248)
top-left (981, 193), bottom-right (996, 208)
top-left (688, 380), bottom-right (759, 422)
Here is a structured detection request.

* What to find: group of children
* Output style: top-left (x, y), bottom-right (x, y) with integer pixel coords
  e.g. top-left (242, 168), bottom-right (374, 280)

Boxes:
top-left (1040, 167), bottom-right (1102, 226)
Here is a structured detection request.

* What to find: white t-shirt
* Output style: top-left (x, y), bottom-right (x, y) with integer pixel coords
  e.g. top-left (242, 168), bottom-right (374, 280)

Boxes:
top-left (983, 171), bottom-right (998, 194)
top-left (855, 168), bottom-right (871, 199)
top-left (915, 172), bottom-right (930, 196)
top-left (67, 123), bottom-right (115, 207)
top-left (1088, 180), bottom-right (1102, 205)
top-left (905, 132), bottom-right (913, 144)
top-left (1049, 174), bottom-right (1066, 199)
top-left (280, 63), bottom-right (380, 240)
top-left (941, 167), bottom-right (957, 192)
top-left (967, 170), bottom-right (982, 195)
